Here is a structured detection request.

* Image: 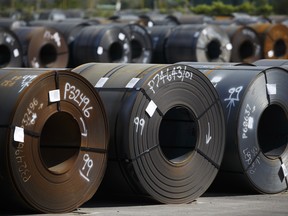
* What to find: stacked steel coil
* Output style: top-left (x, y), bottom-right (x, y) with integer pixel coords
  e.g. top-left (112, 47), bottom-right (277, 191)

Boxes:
top-left (0, 14), bottom-right (287, 67)
top-left (0, 68), bottom-right (109, 213)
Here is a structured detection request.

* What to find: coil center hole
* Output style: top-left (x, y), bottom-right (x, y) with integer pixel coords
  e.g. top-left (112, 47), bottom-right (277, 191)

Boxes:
top-left (40, 112), bottom-right (81, 174)
top-left (159, 106), bottom-right (197, 163)
top-left (206, 39), bottom-right (221, 61)
top-left (274, 39), bottom-right (286, 57)
top-left (109, 42), bottom-right (123, 62)
top-left (39, 44), bottom-right (57, 66)
top-left (0, 45), bottom-right (11, 66)
top-left (131, 39), bottom-right (142, 60)
top-left (239, 40), bottom-right (254, 60)
top-left (258, 104), bottom-right (288, 159)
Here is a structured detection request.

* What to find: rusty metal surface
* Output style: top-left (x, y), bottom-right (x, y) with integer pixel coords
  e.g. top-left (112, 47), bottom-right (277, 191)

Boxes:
top-left (0, 68), bottom-right (109, 213)
top-left (12, 26), bottom-right (69, 68)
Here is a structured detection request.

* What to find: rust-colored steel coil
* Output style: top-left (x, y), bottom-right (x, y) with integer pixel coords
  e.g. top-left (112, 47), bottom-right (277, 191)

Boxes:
top-left (165, 24), bottom-right (232, 63)
top-left (72, 25), bottom-right (131, 65)
top-left (11, 26), bottom-right (69, 68)
top-left (28, 19), bottom-right (92, 67)
top-left (221, 25), bottom-right (262, 63)
top-left (72, 62), bottom-right (225, 204)
top-left (0, 68), bottom-right (109, 213)
top-left (183, 62), bottom-right (288, 194)
top-left (250, 23), bottom-right (288, 59)
top-left (0, 27), bottom-right (23, 67)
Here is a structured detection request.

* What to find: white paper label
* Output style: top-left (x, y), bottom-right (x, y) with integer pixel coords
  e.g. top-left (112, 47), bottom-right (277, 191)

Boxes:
top-left (266, 84), bottom-right (276, 95)
top-left (282, 164), bottom-right (288, 177)
top-left (13, 49), bottom-right (19, 57)
top-left (145, 100), bottom-right (157, 117)
top-left (126, 78), bottom-right (140, 88)
top-left (248, 117), bottom-right (254, 129)
top-left (97, 46), bottom-right (103, 55)
top-left (95, 77), bottom-right (109, 88)
top-left (118, 32), bottom-right (126, 41)
top-left (14, 126), bottom-right (24, 142)
top-left (49, 89), bottom-right (61, 102)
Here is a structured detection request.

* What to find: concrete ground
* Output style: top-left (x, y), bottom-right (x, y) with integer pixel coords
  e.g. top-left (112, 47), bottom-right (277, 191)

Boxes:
top-left (21, 191), bottom-right (288, 216)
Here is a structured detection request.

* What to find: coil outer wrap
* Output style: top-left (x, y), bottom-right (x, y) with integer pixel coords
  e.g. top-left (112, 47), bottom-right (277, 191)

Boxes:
top-left (0, 68), bottom-right (109, 213)
top-left (185, 62), bottom-right (288, 194)
top-left (73, 62), bottom-right (225, 204)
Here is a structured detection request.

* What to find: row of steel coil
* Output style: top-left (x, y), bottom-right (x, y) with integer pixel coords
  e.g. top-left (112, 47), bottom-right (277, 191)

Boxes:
top-left (0, 14), bottom-right (288, 68)
top-left (0, 58), bottom-right (288, 214)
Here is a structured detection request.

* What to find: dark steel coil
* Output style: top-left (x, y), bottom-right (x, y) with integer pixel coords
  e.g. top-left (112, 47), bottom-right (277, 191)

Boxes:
top-left (149, 14), bottom-right (180, 26)
top-left (165, 24), bottom-right (232, 63)
top-left (72, 25), bottom-right (131, 65)
top-left (174, 14), bottom-right (213, 25)
top-left (12, 26), bottom-right (69, 68)
top-left (122, 23), bottom-right (153, 63)
top-left (250, 23), bottom-right (288, 59)
top-left (183, 62), bottom-right (288, 194)
top-left (221, 25), bottom-right (262, 63)
top-left (253, 59), bottom-right (288, 67)
top-left (0, 27), bottom-right (23, 67)
top-left (0, 68), bottom-right (109, 213)
top-left (0, 18), bottom-right (26, 29)
top-left (147, 25), bottom-right (175, 63)
top-left (72, 62), bottom-right (225, 204)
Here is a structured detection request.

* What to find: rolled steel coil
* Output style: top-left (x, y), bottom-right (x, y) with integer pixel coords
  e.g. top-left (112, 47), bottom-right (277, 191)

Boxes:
top-left (72, 25), bottom-right (131, 65)
top-left (149, 14), bottom-right (180, 26)
top-left (165, 24), bottom-right (232, 63)
top-left (220, 25), bottom-right (262, 63)
top-left (0, 27), bottom-right (23, 67)
top-left (0, 18), bottom-right (26, 29)
top-left (250, 23), bottom-right (288, 59)
top-left (28, 19), bottom-right (92, 67)
top-left (0, 68), bottom-right (109, 213)
top-left (183, 62), bottom-right (288, 194)
top-left (122, 23), bottom-right (153, 63)
top-left (12, 26), bottom-right (69, 68)
top-left (174, 14), bottom-right (213, 25)
top-left (147, 25), bottom-right (175, 63)
top-left (253, 59), bottom-right (288, 67)
top-left (72, 62), bottom-right (226, 204)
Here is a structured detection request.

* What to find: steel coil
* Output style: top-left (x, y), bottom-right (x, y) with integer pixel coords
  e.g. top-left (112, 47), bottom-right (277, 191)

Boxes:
top-left (250, 23), bottom-right (288, 59)
top-left (72, 25), bottom-right (131, 65)
top-left (184, 62), bottom-right (288, 194)
top-left (147, 25), bottom-right (175, 63)
top-left (221, 25), bottom-right (262, 63)
top-left (0, 27), bottom-right (23, 67)
top-left (28, 19), bottom-right (92, 67)
top-left (122, 23), bottom-right (153, 63)
top-left (72, 62), bottom-right (225, 204)
top-left (253, 59), bottom-right (288, 67)
top-left (12, 26), bottom-right (69, 68)
top-left (165, 24), bottom-right (232, 63)
top-left (0, 68), bottom-right (109, 213)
